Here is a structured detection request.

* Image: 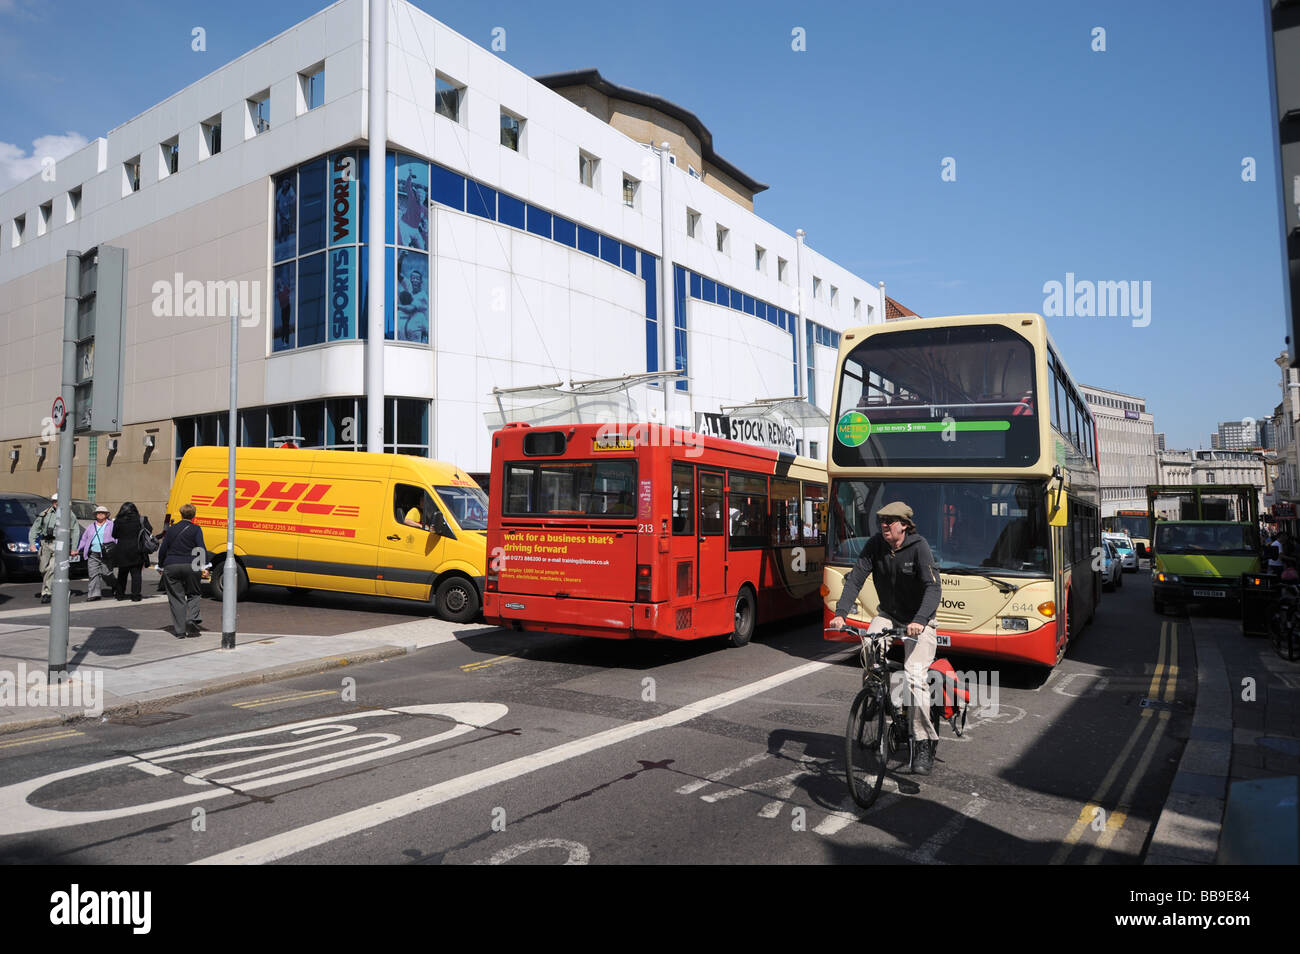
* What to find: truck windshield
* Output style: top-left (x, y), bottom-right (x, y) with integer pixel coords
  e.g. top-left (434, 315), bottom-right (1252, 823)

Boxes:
top-left (1156, 525), bottom-right (1256, 556)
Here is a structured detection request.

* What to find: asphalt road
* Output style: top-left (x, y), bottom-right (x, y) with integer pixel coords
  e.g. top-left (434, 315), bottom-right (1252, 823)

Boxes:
top-left (0, 565), bottom-right (1189, 865)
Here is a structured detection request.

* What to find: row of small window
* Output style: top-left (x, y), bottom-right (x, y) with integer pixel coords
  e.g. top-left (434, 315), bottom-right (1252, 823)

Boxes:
top-left (433, 75), bottom-right (645, 209)
top-left (174, 397), bottom-right (430, 463)
top-left (1049, 349), bottom-right (1097, 466)
top-left (7, 189), bottom-right (80, 249)
top-left (1066, 500), bottom-right (1100, 568)
top-left (1087, 393), bottom-right (1144, 414)
top-left (671, 464), bottom-right (828, 549)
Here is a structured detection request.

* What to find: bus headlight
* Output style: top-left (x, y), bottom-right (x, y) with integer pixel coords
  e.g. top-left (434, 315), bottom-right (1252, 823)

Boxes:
top-left (1000, 617), bottom-right (1029, 631)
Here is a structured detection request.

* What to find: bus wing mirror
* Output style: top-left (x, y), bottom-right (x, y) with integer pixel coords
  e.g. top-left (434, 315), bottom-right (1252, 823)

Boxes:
top-left (1047, 486), bottom-right (1068, 527)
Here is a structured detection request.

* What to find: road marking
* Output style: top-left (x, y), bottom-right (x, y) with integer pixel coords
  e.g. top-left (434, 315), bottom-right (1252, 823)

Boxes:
top-left (1052, 620), bottom-right (1174, 863)
top-left (676, 751), bottom-right (772, 795)
top-left (193, 658), bottom-right (836, 864)
top-left (0, 728), bottom-right (83, 750)
top-left (460, 654), bottom-right (521, 673)
top-left (1052, 672), bottom-right (1109, 698)
top-left (232, 689), bottom-right (338, 709)
top-left (473, 838), bottom-right (590, 865)
top-left (907, 796), bottom-right (985, 864)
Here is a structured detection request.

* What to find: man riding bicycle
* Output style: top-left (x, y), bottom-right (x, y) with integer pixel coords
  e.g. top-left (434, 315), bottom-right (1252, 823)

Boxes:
top-left (829, 501), bottom-right (943, 775)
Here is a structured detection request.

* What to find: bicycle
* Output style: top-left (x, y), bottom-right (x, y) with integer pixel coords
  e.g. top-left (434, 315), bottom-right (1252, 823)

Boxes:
top-left (1269, 574), bottom-right (1300, 662)
top-left (839, 623), bottom-right (927, 809)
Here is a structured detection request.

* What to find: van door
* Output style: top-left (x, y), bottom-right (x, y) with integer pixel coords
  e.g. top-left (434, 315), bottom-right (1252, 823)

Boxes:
top-left (379, 481), bottom-right (445, 600)
top-left (297, 463), bottom-right (378, 596)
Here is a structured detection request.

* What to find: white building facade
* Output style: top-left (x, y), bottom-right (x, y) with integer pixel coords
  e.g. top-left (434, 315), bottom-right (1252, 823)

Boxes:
top-left (0, 0), bottom-right (884, 515)
top-left (1081, 384), bottom-right (1158, 517)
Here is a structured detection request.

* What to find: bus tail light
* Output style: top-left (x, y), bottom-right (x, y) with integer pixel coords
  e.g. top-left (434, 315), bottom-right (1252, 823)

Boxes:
top-left (636, 564), bottom-right (652, 602)
top-left (487, 560), bottom-right (498, 592)
top-left (819, 583), bottom-right (829, 597)
top-left (1037, 601), bottom-right (1056, 618)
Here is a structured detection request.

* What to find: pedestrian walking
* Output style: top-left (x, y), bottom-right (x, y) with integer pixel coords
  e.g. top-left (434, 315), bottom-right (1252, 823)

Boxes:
top-left (157, 503), bottom-right (207, 637)
top-left (111, 502), bottom-right (155, 602)
top-left (28, 492), bottom-right (60, 604)
top-left (76, 505), bottom-right (117, 602)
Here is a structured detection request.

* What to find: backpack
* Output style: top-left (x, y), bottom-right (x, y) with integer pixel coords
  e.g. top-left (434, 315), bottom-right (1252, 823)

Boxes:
top-left (928, 657), bottom-right (969, 736)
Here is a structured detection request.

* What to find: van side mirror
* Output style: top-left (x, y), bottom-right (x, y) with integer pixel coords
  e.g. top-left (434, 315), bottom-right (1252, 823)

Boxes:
top-left (427, 509), bottom-right (454, 538)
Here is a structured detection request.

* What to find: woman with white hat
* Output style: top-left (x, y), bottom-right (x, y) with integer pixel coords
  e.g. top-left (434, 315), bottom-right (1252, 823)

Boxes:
top-left (77, 505), bottom-right (117, 602)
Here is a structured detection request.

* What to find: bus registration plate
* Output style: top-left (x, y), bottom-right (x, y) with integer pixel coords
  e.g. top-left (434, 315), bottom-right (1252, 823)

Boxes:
top-left (935, 634), bottom-right (951, 646)
top-left (1192, 589), bottom-right (1225, 598)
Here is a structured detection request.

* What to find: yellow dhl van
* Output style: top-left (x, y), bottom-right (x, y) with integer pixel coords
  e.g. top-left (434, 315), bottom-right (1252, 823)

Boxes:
top-left (166, 447), bottom-right (487, 621)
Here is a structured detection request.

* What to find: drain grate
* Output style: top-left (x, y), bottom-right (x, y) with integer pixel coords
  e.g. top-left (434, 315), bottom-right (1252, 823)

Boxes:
top-left (1139, 697), bottom-right (1174, 711)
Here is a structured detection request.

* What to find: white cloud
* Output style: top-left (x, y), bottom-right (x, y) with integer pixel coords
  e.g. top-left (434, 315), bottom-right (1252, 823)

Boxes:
top-left (0, 132), bottom-right (90, 190)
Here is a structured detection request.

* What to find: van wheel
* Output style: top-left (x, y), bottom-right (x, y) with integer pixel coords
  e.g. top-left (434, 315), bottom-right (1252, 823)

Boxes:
top-left (435, 576), bottom-right (480, 623)
top-left (729, 587), bottom-right (756, 647)
top-left (210, 560), bottom-right (249, 601)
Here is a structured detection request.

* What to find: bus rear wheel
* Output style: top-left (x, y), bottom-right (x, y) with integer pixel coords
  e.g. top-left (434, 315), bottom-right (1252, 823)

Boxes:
top-left (729, 587), bottom-right (756, 647)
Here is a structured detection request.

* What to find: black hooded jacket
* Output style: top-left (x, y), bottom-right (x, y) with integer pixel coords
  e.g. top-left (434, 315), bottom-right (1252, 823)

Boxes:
top-left (834, 530), bottom-right (942, 626)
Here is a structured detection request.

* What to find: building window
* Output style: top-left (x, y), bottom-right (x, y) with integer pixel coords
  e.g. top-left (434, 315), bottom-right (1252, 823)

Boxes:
top-left (201, 116), bottom-right (222, 158)
top-left (687, 165), bottom-right (701, 180)
top-left (810, 441), bottom-right (820, 459)
top-left (249, 91), bottom-right (271, 134)
top-left (830, 285), bottom-right (839, 308)
top-left (778, 257), bottom-right (788, 283)
top-left (435, 74), bottom-right (463, 122)
top-left (500, 109), bottom-right (523, 151)
top-left (755, 245), bottom-right (766, 271)
top-left (67, 187), bottom-right (81, 223)
top-left (121, 157), bottom-right (140, 195)
top-left (686, 208), bottom-right (700, 238)
top-left (579, 150), bottom-right (599, 188)
top-left (622, 173), bottom-right (639, 208)
top-left (161, 136), bottom-right (179, 176)
top-left (716, 224), bottom-right (729, 254)
top-left (812, 276), bottom-right (822, 299)
top-left (37, 201), bottom-right (51, 236)
top-left (853, 297), bottom-right (861, 321)
top-left (12, 213), bottom-right (25, 246)
top-left (300, 64), bottom-right (325, 112)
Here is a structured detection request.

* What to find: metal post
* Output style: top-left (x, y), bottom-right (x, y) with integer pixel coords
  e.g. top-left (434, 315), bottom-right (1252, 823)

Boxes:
top-left (794, 229), bottom-right (806, 398)
top-left (658, 142), bottom-right (673, 424)
top-left (221, 294), bottom-right (239, 649)
top-left (366, 0), bottom-right (387, 452)
top-left (49, 251), bottom-right (80, 678)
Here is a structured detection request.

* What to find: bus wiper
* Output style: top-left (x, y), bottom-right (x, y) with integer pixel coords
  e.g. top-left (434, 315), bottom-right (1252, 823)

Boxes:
top-left (941, 566), bottom-right (1022, 594)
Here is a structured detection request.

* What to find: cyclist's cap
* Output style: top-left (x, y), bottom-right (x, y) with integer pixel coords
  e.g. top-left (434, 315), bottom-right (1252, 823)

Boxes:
top-left (876, 501), bottom-right (914, 526)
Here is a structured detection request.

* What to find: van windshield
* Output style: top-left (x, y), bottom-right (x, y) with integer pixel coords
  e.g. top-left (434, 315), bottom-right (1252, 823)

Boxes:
top-left (436, 486), bottom-right (489, 531)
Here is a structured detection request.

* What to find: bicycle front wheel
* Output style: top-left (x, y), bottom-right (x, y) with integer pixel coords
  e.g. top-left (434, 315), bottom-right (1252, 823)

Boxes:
top-left (845, 683), bottom-right (887, 809)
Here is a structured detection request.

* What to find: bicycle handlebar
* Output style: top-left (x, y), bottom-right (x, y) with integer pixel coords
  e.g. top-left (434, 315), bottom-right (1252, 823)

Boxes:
top-left (826, 624), bottom-right (913, 642)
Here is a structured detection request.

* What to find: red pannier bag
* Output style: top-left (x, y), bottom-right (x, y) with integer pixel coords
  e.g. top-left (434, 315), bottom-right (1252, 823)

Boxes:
top-left (928, 657), bottom-right (969, 736)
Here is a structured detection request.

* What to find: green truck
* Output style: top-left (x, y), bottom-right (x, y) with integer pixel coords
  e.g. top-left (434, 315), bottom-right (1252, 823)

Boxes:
top-left (1147, 485), bottom-right (1262, 615)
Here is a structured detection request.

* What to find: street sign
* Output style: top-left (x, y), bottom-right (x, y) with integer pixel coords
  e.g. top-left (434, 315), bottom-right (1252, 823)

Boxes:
top-left (51, 397), bottom-right (66, 429)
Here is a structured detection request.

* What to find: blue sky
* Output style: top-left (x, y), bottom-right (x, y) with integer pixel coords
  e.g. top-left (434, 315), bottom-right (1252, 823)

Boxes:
top-left (0, 0), bottom-right (1288, 449)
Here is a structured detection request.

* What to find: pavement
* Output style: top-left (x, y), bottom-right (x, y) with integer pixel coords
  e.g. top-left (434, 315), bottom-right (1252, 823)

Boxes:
top-left (0, 579), bottom-right (494, 734)
top-left (2, 568), bottom-right (1297, 864)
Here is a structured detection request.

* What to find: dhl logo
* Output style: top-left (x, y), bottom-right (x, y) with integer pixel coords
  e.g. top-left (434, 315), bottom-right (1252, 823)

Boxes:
top-left (191, 480), bottom-right (361, 518)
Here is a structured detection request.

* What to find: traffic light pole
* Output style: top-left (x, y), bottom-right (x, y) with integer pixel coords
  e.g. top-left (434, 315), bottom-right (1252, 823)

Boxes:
top-left (48, 250), bottom-right (80, 678)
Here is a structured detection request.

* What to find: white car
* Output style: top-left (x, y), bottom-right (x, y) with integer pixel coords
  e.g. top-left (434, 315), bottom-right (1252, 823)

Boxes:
top-left (1103, 532), bottom-right (1137, 571)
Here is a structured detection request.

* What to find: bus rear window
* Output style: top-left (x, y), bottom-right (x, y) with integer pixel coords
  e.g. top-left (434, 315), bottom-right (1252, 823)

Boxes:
top-left (523, 431), bottom-right (567, 456)
top-left (505, 460), bottom-right (637, 517)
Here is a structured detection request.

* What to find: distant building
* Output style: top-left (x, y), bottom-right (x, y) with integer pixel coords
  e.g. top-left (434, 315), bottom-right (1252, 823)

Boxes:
top-left (1217, 419), bottom-right (1260, 450)
top-left (884, 296), bottom-right (920, 320)
top-left (1154, 432), bottom-right (1166, 452)
top-left (1211, 432), bottom-right (1222, 450)
top-left (1260, 415), bottom-right (1278, 450)
top-left (1081, 384), bottom-right (1158, 517)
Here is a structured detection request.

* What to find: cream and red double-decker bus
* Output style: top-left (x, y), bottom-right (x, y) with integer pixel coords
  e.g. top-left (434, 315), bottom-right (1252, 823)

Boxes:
top-left (822, 314), bottom-right (1101, 668)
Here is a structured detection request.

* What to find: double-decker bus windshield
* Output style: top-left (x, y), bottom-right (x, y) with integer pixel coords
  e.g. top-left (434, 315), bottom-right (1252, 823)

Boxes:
top-left (830, 478), bottom-right (1050, 576)
top-left (833, 324), bottom-right (1039, 468)
top-left (1106, 512), bottom-right (1147, 540)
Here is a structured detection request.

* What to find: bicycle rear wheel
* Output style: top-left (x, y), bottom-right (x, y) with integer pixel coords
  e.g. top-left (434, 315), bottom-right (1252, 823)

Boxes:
top-left (1274, 614), bottom-right (1300, 662)
top-left (845, 683), bottom-right (887, 809)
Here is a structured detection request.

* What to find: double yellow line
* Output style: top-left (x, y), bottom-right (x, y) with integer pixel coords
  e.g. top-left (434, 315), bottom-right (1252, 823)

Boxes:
top-left (233, 688), bottom-right (338, 709)
top-left (1052, 619), bottom-right (1179, 864)
top-left (460, 654), bottom-right (521, 673)
top-left (0, 727), bottom-right (84, 749)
